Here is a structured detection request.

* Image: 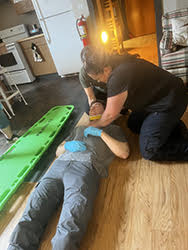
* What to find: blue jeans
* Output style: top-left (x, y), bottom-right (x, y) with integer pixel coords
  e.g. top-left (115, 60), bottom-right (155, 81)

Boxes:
top-left (8, 160), bottom-right (100, 250)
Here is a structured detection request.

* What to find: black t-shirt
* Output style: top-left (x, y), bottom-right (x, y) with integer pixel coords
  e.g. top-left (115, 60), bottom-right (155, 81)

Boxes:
top-left (107, 57), bottom-right (187, 112)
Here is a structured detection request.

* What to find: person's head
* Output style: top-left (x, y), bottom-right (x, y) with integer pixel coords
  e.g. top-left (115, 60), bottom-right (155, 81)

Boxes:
top-left (81, 45), bottom-right (112, 83)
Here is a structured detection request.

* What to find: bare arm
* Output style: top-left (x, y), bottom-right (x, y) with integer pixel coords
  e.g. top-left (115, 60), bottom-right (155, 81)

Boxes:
top-left (90, 91), bottom-right (128, 127)
top-left (101, 130), bottom-right (130, 159)
top-left (84, 87), bottom-right (105, 117)
top-left (56, 133), bottom-right (130, 159)
top-left (84, 87), bottom-right (96, 106)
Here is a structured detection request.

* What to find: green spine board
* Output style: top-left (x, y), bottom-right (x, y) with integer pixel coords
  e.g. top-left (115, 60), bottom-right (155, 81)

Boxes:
top-left (0, 105), bottom-right (74, 211)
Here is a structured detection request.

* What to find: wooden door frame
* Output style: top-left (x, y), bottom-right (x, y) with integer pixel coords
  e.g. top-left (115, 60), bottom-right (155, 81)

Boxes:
top-left (154, 0), bottom-right (163, 67)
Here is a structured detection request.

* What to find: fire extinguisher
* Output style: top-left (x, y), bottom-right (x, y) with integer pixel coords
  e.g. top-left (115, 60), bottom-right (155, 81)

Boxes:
top-left (76, 15), bottom-right (89, 47)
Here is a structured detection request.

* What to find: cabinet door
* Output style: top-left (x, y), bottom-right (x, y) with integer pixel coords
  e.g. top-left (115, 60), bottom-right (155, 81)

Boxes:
top-left (13, 0), bottom-right (34, 15)
top-left (20, 36), bottom-right (57, 76)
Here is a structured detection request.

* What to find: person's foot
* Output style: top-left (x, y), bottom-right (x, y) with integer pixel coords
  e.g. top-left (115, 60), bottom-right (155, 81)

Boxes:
top-left (6, 134), bottom-right (19, 142)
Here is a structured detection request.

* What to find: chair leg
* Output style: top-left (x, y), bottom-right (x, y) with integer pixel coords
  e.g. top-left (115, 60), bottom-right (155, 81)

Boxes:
top-left (2, 104), bottom-right (12, 119)
top-left (6, 72), bottom-right (28, 106)
top-left (0, 87), bottom-right (15, 116)
top-left (16, 88), bottom-right (28, 105)
top-left (1, 125), bottom-right (13, 139)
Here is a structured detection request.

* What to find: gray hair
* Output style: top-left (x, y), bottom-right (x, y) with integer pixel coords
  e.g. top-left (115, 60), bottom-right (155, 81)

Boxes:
top-left (80, 45), bottom-right (109, 75)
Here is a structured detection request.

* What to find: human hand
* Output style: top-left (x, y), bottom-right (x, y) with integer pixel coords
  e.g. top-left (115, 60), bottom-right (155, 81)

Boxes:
top-left (89, 102), bottom-right (104, 116)
top-left (84, 126), bottom-right (103, 137)
top-left (64, 141), bottom-right (86, 152)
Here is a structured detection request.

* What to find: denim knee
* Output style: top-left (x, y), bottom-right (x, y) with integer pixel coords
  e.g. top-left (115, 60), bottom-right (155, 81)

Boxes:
top-left (140, 145), bottom-right (158, 160)
top-left (139, 137), bottom-right (161, 160)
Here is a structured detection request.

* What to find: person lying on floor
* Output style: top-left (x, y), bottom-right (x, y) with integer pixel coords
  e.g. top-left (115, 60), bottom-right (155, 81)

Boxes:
top-left (8, 124), bottom-right (130, 250)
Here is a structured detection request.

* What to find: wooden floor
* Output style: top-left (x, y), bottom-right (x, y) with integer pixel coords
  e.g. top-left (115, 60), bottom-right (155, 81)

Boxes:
top-left (1, 35), bottom-right (188, 249)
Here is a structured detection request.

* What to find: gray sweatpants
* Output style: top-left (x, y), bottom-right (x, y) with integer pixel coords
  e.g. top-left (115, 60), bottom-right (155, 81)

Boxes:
top-left (8, 159), bottom-right (100, 250)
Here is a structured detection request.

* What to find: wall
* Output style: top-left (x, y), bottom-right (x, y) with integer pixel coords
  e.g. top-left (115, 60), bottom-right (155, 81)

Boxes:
top-left (176, 1), bottom-right (188, 10)
top-left (0, 0), bottom-right (40, 30)
top-left (163, 0), bottom-right (188, 14)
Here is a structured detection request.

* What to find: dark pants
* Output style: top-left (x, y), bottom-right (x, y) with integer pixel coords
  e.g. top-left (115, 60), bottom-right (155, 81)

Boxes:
top-left (8, 160), bottom-right (100, 250)
top-left (127, 101), bottom-right (188, 161)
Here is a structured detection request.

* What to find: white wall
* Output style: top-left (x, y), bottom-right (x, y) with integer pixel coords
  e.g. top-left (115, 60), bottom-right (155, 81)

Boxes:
top-left (163, 0), bottom-right (188, 14)
top-left (177, 1), bottom-right (188, 10)
top-left (71, 0), bottom-right (90, 19)
top-left (0, 0), bottom-right (40, 31)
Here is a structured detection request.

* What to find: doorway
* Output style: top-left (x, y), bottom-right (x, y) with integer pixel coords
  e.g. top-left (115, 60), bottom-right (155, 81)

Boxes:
top-left (124, 0), bottom-right (156, 38)
top-left (121, 0), bottom-right (158, 65)
top-left (93, 0), bottom-right (158, 64)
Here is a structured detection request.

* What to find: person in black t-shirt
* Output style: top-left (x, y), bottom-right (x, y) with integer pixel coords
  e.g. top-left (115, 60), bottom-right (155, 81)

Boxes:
top-left (79, 51), bottom-right (129, 116)
top-left (80, 45), bottom-right (188, 161)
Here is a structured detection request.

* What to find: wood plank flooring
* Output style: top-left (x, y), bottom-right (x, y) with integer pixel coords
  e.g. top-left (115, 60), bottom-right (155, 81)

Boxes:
top-left (0, 183), bottom-right (36, 249)
top-left (1, 112), bottom-right (188, 250)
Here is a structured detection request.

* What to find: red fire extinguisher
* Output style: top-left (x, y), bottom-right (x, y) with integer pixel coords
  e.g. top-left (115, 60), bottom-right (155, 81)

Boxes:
top-left (76, 15), bottom-right (90, 47)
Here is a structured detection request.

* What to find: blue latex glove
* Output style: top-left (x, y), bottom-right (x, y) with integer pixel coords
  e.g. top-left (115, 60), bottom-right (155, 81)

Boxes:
top-left (64, 141), bottom-right (86, 152)
top-left (84, 126), bottom-right (103, 137)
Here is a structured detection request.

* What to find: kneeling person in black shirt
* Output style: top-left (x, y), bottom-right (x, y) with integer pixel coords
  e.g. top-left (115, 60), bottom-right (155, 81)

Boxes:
top-left (81, 45), bottom-right (188, 161)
